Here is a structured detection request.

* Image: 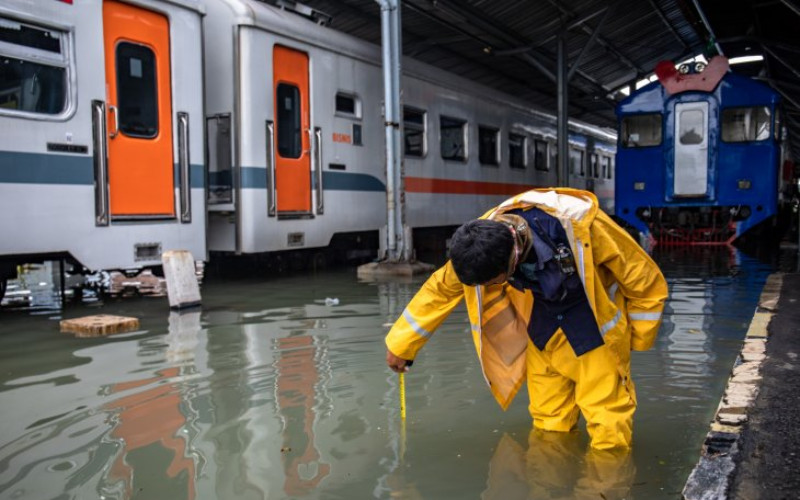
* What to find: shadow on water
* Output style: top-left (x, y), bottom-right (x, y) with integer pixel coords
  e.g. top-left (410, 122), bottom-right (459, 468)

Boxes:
top-left (0, 245), bottom-right (778, 499)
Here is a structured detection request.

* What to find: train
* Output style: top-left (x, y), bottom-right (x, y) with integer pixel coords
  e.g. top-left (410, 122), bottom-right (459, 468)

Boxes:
top-left (0, 0), bottom-right (616, 298)
top-left (614, 55), bottom-right (787, 246)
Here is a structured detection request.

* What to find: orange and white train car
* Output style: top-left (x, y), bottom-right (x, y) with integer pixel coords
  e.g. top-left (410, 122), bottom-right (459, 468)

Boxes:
top-left (0, 0), bottom-right (207, 291)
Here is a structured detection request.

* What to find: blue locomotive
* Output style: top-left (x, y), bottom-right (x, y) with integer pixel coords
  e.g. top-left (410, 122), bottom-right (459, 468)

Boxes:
top-left (614, 56), bottom-right (783, 246)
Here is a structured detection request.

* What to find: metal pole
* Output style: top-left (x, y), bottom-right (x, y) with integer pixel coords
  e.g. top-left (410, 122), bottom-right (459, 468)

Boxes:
top-left (376, 0), bottom-right (403, 261)
top-left (557, 32), bottom-right (569, 187)
top-left (390, 1), bottom-right (406, 261)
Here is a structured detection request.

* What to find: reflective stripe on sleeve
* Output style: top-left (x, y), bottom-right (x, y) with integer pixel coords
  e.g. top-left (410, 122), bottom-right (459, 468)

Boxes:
top-left (629, 312), bottom-right (662, 321)
top-left (607, 282), bottom-right (619, 301)
top-left (599, 309), bottom-right (621, 336)
top-left (402, 308), bottom-right (434, 339)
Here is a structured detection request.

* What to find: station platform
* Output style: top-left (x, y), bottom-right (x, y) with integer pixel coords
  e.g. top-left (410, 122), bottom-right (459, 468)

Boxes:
top-left (683, 270), bottom-right (800, 499)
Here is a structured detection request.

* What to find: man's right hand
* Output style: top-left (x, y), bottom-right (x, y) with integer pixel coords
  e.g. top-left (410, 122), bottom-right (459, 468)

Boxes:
top-left (386, 350), bottom-right (412, 373)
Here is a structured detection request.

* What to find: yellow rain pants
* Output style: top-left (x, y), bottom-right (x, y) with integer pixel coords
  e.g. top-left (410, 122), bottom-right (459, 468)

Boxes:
top-left (526, 328), bottom-right (635, 450)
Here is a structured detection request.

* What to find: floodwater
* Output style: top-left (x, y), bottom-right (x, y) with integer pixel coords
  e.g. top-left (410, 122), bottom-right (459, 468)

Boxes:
top-left (0, 247), bottom-right (775, 499)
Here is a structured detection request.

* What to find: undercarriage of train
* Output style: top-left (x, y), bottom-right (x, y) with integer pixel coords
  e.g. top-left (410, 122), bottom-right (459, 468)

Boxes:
top-left (636, 205), bottom-right (752, 245)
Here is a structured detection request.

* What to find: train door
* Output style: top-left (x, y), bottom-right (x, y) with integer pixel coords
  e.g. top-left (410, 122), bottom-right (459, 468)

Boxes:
top-left (103, 0), bottom-right (175, 218)
top-left (674, 101), bottom-right (709, 197)
top-left (273, 46), bottom-right (311, 215)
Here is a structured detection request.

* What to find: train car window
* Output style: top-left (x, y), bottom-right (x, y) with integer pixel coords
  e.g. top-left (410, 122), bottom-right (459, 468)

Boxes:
top-left (403, 107), bottom-right (426, 157)
top-left (276, 83), bottom-right (302, 158)
top-left (441, 115), bottom-right (467, 162)
top-left (207, 114), bottom-right (232, 204)
top-left (591, 154), bottom-right (600, 178)
top-left (478, 126), bottom-right (499, 166)
top-left (116, 43), bottom-right (158, 138)
top-left (601, 156), bottom-right (611, 179)
top-left (509, 133), bottom-right (526, 169)
top-left (335, 92), bottom-right (361, 118)
top-left (549, 142), bottom-right (558, 172)
top-left (534, 139), bottom-right (548, 171)
top-left (352, 123), bottom-right (362, 146)
top-left (569, 148), bottom-right (584, 176)
top-left (721, 106), bottom-right (771, 143)
top-left (0, 18), bottom-right (68, 116)
top-left (620, 113), bottom-right (662, 147)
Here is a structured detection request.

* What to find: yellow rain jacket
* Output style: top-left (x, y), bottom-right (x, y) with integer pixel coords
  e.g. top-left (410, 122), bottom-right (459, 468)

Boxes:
top-left (385, 188), bottom-right (668, 410)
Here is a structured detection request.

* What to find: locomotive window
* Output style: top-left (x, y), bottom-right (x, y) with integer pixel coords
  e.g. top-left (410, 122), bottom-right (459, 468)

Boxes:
top-left (116, 43), bottom-right (158, 138)
top-left (721, 106), bottom-right (771, 143)
top-left (206, 114), bottom-right (232, 204)
top-left (335, 92), bottom-right (361, 118)
top-left (276, 83), bottom-right (302, 158)
top-left (403, 106), bottom-right (426, 157)
top-left (569, 148), bottom-right (584, 176)
top-left (441, 115), bottom-right (467, 162)
top-left (478, 126), bottom-right (499, 166)
top-left (0, 18), bottom-right (68, 116)
top-left (509, 133), bottom-right (526, 169)
top-left (678, 109), bottom-right (704, 145)
top-left (620, 113), bottom-right (662, 147)
top-left (534, 139), bottom-right (549, 171)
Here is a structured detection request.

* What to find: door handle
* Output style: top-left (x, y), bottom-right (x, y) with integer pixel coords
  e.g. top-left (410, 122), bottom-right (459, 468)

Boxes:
top-left (108, 105), bottom-right (119, 138)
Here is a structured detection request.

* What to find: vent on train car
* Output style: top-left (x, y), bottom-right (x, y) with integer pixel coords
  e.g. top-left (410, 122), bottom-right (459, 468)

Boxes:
top-left (273, 0), bottom-right (332, 26)
top-left (135, 242), bottom-right (162, 262)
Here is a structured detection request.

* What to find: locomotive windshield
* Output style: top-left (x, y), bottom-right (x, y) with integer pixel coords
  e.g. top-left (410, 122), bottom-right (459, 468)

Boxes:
top-left (620, 113), bottom-right (662, 148)
top-left (721, 106), bottom-right (771, 142)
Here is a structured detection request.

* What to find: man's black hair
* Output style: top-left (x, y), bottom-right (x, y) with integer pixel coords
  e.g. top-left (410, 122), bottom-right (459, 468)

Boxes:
top-left (449, 219), bottom-right (514, 285)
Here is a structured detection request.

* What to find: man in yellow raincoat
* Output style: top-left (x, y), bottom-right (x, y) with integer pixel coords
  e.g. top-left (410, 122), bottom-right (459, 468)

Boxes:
top-left (385, 188), bottom-right (668, 450)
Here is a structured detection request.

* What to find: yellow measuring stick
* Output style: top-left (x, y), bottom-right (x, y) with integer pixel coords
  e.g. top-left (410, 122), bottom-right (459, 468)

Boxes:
top-left (399, 372), bottom-right (407, 420)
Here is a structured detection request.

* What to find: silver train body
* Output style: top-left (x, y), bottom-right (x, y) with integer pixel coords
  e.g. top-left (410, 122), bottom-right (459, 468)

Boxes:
top-left (0, 0), bottom-right (207, 281)
top-left (0, 0), bottom-right (615, 283)
top-left (204, 0), bottom-right (616, 257)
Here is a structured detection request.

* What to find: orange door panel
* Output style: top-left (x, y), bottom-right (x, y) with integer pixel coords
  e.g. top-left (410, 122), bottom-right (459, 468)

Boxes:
top-left (103, 0), bottom-right (175, 217)
top-left (273, 46), bottom-right (311, 213)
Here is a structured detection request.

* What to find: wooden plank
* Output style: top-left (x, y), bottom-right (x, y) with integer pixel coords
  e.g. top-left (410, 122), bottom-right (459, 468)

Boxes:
top-left (60, 314), bottom-right (140, 338)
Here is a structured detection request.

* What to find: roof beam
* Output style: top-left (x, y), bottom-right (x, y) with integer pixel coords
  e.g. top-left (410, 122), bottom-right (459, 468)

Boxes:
top-left (644, 0), bottom-right (690, 50)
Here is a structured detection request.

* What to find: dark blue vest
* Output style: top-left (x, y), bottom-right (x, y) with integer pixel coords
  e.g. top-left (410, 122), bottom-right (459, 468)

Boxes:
top-left (507, 208), bottom-right (603, 357)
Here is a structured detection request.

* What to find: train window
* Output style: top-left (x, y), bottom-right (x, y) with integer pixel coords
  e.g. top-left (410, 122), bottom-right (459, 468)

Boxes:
top-left (0, 18), bottom-right (68, 116)
top-left (549, 143), bottom-right (558, 173)
top-left (678, 109), bottom-right (705, 145)
top-left (569, 148), bottom-right (584, 176)
top-left (478, 126), bottom-right (499, 166)
top-left (276, 83), bottom-right (302, 158)
top-left (620, 113), bottom-right (662, 147)
top-left (335, 92), bottom-right (361, 118)
top-left (534, 140), bottom-right (548, 171)
top-left (352, 123), bottom-right (362, 146)
top-left (591, 154), bottom-right (600, 178)
top-left (441, 115), bottom-right (467, 162)
top-left (404, 107), bottom-right (426, 157)
top-left (601, 156), bottom-right (612, 179)
top-left (509, 133), bottom-right (526, 169)
top-left (116, 43), bottom-right (158, 138)
top-left (721, 106), bottom-right (771, 143)
top-left (206, 114), bottom-right (232, 204)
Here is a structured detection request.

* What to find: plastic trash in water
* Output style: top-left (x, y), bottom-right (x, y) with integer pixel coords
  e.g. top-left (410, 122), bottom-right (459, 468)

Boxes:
top-left (324, 297), bottom-right (339, 306)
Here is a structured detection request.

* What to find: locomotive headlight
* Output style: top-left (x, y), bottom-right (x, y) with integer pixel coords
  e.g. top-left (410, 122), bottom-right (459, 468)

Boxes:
top-left (737, 179), bottom-right (751, 189)
top-left (634, 182), bottom-right (646, 191)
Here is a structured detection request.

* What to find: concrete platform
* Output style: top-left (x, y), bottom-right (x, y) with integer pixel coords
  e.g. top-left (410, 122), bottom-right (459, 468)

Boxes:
top-left (682, 271), bottom-right (800, 499)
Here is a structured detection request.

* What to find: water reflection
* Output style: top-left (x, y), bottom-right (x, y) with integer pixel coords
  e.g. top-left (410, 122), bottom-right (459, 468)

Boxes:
top-left (0, 249), bottom-right (776, 499)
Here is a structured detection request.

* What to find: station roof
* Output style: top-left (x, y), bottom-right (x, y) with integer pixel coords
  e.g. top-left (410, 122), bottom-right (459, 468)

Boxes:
top-left (269, 0), bottom-right (800, 162)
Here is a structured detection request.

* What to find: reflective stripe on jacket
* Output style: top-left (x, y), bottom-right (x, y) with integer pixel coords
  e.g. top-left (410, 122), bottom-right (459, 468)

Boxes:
top-left (384, 188), bottom-right (669, 410)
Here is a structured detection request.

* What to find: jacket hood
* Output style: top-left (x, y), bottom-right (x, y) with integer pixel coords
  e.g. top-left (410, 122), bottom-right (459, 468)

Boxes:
top-left (484, 188), bottom-right (599, 224)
